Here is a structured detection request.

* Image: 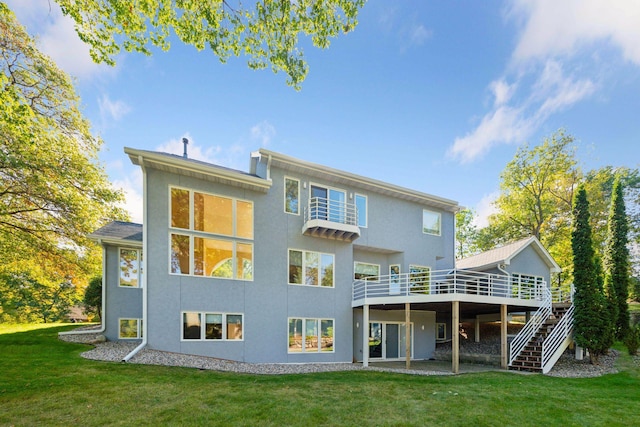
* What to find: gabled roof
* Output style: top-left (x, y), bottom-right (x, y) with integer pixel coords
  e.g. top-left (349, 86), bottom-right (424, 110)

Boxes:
top-left (456, 236), bottom-right (561, 273)
top-left (125, 147), bottom-right (272, 193)
top-left (89, 221), bottom-right (143, 247)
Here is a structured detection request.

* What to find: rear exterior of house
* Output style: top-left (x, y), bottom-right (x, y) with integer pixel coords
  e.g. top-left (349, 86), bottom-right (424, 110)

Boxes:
top-left (91, 147), bottom-right (571, 372)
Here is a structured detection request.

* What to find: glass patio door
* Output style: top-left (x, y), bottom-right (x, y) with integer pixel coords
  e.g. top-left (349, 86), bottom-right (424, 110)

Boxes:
top-left (369, 322), bottom-right (413, 359)
top-left (311, 185), bottom-right (346, 223)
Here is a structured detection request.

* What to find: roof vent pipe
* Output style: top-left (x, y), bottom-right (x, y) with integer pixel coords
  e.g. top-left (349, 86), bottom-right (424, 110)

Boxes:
top-left (182, 137), bottom-right (189, 158)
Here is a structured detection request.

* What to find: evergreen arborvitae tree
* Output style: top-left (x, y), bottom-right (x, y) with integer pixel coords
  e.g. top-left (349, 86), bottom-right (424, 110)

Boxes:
top-left (572, 185), bottom-right (613, 363)
top-left (604, 177), bottom-right (631, 340)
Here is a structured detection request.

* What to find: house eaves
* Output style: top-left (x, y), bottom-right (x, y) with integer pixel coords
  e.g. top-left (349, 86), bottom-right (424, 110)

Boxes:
top-left (125, 147), bottom-right (272, 193)
top-left (89, 220), bottom-right (143, 248)
top-left (257, 148), bottom-right (460, 212)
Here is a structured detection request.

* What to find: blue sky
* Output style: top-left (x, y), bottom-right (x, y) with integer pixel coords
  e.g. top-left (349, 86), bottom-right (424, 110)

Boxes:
top-left (8, 1), bottom-right (640, 225)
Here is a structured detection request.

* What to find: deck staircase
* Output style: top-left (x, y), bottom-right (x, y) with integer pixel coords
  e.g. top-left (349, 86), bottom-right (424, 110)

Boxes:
top-left (509, 288), bottom-right (575, 374)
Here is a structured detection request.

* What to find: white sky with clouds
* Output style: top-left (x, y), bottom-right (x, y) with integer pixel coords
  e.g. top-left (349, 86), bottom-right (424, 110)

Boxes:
top-left (7, 0), bottom-right (640, 225)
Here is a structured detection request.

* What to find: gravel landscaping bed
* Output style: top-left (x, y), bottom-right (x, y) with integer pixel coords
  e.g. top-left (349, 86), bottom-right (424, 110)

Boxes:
top-left (59, 328), bottom-right (621, 377)
top-left (59, 331), bottom-right (448, 376)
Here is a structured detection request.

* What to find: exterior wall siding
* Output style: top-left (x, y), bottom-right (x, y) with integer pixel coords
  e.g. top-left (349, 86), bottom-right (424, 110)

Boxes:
top-left (103, 244), bottom-right (142, 341)
top-left (140, 160), bottom-right (455, 363)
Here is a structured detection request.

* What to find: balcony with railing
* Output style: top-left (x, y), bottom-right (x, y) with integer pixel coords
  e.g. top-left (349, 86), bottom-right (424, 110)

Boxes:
top-left (352, 269), bottom-right (555, 307)
top-left (303, 197), bottom-right (360, 241)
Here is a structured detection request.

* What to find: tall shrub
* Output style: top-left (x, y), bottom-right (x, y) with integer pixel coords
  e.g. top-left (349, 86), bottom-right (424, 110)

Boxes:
top-left (572, 185), bottom-right (613, 363)
top-left (604, 177), bottom-right (631, 339)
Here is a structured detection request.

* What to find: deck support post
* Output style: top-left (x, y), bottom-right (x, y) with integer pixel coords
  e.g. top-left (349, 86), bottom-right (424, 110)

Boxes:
top-left (405, 303), bottom-right (411, 369)
top-left (363, 305), bottom-right (369, 367)
top-left (501, 304), bottom-right (508, 369)
top-left (452, 301), bottom-right (459, 374)
top-left (475, 316), bottom-right (480, 342)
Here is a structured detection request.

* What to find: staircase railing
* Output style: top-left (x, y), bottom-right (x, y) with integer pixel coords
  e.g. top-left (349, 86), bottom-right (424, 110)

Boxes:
top-left (509, 286), bottom-right (552, 365)
top-left (541, 304), bottom-right (575, 373)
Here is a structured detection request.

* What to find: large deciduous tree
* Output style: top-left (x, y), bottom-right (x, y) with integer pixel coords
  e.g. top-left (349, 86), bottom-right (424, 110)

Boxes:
top-left (455, 208), bottom-right (479, 259)
top-left (0, 4), bottom-right (125, 320)
top-left (604, 177), bottom-right (631, 339)
top-left (57, 0), bottom-right (366, 89)
top-left (479, 130), bottom-right (640, 288)
top-left (483, 130), bottom-right (580, 283)
top-left (572, 185), bottom-right (613, 363)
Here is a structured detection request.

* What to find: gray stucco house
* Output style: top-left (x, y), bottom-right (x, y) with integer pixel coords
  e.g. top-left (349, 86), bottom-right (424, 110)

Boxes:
top-left (89, 147), bottom-right (573, 373)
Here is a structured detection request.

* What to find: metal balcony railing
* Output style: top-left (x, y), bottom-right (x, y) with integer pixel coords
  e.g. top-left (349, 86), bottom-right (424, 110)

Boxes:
top-left (352, 269), bottom-right (548, 302)
top-left (304, 197), bottom-right (358, 226)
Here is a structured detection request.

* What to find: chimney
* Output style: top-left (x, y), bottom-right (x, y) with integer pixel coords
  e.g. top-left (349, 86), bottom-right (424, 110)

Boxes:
top-left (182, 137), bottom-right (189, 158)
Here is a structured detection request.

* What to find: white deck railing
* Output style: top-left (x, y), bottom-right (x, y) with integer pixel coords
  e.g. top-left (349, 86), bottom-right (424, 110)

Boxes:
top-left (304, 197), bottom-right (358, 226)
top-left (508, 286), bottom-right (553, 365)
top-left (352, 269), bottom-right (548, 302)
top-left (541, 304), bottom-right (575, 373)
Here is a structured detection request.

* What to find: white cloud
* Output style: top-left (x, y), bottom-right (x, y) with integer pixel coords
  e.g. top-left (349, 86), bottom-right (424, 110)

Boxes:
top-left (250, 121), bottom-right (276, 146)
top-left (113, 168), bottom-right (143, 224)
top-left (410, 24), bottom-right (432, 47)
top-left (473, 192), bottom-right (500, 229)
top-left (6, 0), bottom-right (111, 80)
top-left (490, 79), bottom-right (516, 107)
top-left (450, 0), bottom-right (636, 163)
top-left (98, 94), bottom-right (131, 125)
top-left (449, 61), bottom-right (594, 163)
top-left (449, 104), bottom-right (532, 163)
top-left (399, 23), bottom-right (433, 52)
top-left (510, 0), bottom-right (640, 66)
top-left (532, 61), bottom-right (596, 117)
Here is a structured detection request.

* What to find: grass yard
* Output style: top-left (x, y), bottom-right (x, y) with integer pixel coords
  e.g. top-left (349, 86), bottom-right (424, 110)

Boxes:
top-left (1, 324), bottom-right (640, 426)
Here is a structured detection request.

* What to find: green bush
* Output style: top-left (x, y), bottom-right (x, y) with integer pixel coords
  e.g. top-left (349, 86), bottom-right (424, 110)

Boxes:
top-left (624, 324), bottom-right (640, 355)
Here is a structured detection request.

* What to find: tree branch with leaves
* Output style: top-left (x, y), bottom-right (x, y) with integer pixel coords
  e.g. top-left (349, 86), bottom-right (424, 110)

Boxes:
top-left (56, 0), bottom-right (366, 89)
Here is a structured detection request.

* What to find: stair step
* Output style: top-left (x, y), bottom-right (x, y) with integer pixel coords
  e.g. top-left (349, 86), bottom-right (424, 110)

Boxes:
top-left (509, 365), bottom-right (542, 372)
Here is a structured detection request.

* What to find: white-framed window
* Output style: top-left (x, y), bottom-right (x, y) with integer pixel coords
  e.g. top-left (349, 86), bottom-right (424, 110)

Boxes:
top-left (409, 265), bottom-right (431, 293)
top-left (288, 249), bottom-right (334, 287)
top-left (436, 323), bottom-right (446, 341)
top-left (288, 318), bottom-right (334, 353)
top-left (422, 209), bottom-right (441, 236)
top-left (284, 177), bottom-right (300, 215)
top-left (119, 318), bottom-right (142, 339)
top-left (355, 194), bottom-right (367, 228)
top-left (119, 248), bottom-right (142, 288)
top-left (169, 187), bottom-right (253, 280)
top-left (182, 311), bottom-right (244, 341)
top-left (354, 261), bottom-right (380, 280)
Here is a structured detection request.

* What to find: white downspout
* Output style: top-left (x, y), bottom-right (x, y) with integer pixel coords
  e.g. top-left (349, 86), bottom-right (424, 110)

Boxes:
top-left (123, 157), bottom-right (148, 362)
top-left (59, 243), bottom-right (107, 337)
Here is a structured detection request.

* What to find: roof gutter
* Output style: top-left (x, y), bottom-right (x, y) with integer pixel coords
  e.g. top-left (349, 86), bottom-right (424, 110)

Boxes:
top-left (59, 243), bottom-right (108, 337)
top-left (123, 156), bottom-right (148, 362)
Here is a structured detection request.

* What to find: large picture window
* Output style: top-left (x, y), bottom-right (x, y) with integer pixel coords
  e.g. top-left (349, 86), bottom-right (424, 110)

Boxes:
top-left (119, 318), bottom-right (142, 339)
top-left (288, 249), bottom-right (334, 287)
top-left (284, 177), bottom-right (300, 215)
top-left (182, 311), bottom-right (243, 341)
top-left (422, 209), bottom-right (441, 235)
top-left (170, 187), bottom-right (253, 280)
top-left (288, 318), bottom-right (334, 353)
top-left (119, 248), bottom-right (142, 287)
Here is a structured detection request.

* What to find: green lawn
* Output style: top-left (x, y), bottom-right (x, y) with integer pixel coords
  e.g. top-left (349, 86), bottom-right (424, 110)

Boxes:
top-left (1, 324), bottom-right (639, 426)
